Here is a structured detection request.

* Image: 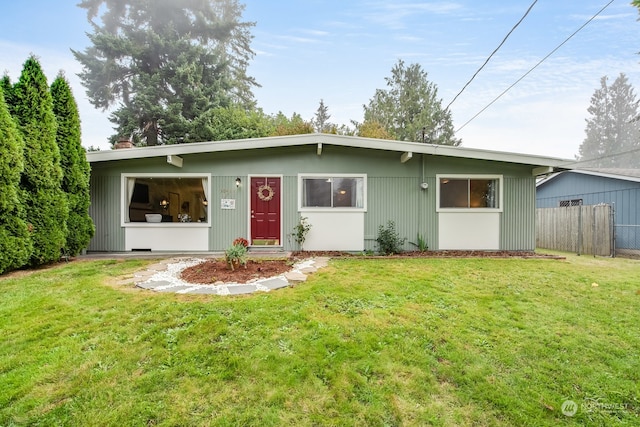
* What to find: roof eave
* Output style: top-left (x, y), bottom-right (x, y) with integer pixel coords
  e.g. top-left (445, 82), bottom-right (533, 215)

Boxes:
top-left (86, 133), bottom-right (571, 168)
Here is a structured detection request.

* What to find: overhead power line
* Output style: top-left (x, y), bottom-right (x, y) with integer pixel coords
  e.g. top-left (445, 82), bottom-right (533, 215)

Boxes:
top-left (456, 0), bottom-right (616, 133)
top-left (446, 0), bottom-right (538, 111)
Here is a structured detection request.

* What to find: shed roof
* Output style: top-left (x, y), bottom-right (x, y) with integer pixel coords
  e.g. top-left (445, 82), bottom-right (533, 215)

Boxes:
top-left (537, 168), bottom-right (640, 187)
top-left (87, 133), bottom-right (570, 173)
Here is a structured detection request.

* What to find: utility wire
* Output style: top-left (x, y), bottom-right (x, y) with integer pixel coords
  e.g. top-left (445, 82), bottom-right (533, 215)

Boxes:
top-left (446, 0), bottom-right (538, 111)
top-left (456, 0), bottom-right (616, 133)
top-left (557, 146), bottom-right (640, 169)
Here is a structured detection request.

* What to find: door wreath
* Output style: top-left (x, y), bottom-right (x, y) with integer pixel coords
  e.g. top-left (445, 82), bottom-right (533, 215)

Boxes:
top-left (257, 184), bottom-right (275, 202)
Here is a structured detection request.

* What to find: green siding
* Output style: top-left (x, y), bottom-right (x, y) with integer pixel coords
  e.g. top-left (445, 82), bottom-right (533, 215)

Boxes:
top-left (501, 177), bottom-right (537, 251)
top-left (365, 176), bottom-right (437, 252)
top-left (89, 145), bottom-right (539, 252)
top-left (88, 175), bottom-right (125, 251)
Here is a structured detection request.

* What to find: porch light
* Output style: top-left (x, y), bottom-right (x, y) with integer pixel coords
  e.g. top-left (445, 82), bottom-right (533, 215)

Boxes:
top-left (235, 177), bottom-right (241, 187)
top-left (202, 198), bottom-right (208, 206)
top-left (160, 199), bottom-right (169, 209)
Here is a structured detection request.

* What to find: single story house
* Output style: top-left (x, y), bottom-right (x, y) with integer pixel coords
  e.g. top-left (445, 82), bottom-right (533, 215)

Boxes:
top-left (536, 168), bottom-right (640, 251)
top-left (86, 133), bottom-right (567, 253)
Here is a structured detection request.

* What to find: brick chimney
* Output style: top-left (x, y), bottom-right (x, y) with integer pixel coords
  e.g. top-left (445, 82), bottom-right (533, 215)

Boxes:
top-left (114, 137), bottom-right (134, 149)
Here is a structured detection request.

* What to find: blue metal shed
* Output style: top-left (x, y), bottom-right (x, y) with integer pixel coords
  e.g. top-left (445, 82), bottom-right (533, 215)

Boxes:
top-left (536, 169), bottom-right (640, 251)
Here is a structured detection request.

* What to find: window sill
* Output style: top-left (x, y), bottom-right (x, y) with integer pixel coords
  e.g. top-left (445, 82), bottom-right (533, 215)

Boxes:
top-left (299, 207), bottom-right (367, 213)
top-left (436, 208), bottom-right (502, 213)
top-left (123, 222), bottom-right (211, 228)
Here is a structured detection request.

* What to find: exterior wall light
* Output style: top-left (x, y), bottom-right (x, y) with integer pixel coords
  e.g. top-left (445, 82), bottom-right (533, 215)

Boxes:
top-left (235, 177), bottom-right (242, 187)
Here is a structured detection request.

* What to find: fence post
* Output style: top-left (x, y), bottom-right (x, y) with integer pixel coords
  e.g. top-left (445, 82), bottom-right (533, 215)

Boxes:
top-left (577, 206), bottom-right (582, 256)
top-left (611, 203), bottom-right (616, 257)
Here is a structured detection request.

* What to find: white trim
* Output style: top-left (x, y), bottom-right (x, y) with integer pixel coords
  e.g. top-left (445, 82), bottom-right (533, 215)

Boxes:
top-left (89, 133), bottom-right (569, 168)
top-left (297, 173), bottom-right (367, 212)
top-left (120, 173), bottom-right (211, 227)
top-left (247, 174), bottom-right (284, 246)
top-left (537, 169), bottom-right (640, 187)
top-left (436, 174), bottom-right (504, 213)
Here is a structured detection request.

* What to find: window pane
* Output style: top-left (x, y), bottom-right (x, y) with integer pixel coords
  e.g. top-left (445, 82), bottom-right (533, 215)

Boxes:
top-left (440, 178), bottom-right (468, 208)
top-left (127, 177), bottom-right (206, 222)
top-left (470, 179), bottom-right (498, 208)
top-left (303, 179), bottom-right (331, 207)
top-left (332, 177), bottom-right (363, 208)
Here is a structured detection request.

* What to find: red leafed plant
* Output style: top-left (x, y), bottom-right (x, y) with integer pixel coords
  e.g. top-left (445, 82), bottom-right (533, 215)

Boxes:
top-left (233, 237), bottom-right (249, 247)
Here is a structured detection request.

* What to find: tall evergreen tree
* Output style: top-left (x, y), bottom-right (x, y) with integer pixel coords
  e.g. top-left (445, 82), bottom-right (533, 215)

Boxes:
top-left (364, 60), bottom-right (461, 146)
top-left (73, 0), bottom-right (257, 146)
top-left (51, 74), bottom-right (95, 256)
top-left (577, 74), bottom-right (640, 168)
top-left (12, 56), bottom-right (68, 266)
top-left (0, 75), bottom-right (16, 110)
top-left (313, 99), bottom-right (332, 133)
top-left (0, 87), bottom-right (32, 274)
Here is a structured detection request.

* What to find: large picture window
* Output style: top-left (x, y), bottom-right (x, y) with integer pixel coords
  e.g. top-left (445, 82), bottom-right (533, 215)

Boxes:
top-left (299, 174), bottom-right (366, 210)
top-left (437, 175), bottom-right (502, 211)
top-left (122, 174), bottom-right (210, 224)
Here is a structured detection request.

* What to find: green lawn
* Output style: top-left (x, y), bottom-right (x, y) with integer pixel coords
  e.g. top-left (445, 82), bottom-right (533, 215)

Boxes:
top-left (1, 254), bottom-right (639, 426)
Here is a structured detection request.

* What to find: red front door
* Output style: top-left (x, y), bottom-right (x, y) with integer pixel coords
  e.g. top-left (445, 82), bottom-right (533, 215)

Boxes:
top-left (250, 177), bottom-right (281, 245)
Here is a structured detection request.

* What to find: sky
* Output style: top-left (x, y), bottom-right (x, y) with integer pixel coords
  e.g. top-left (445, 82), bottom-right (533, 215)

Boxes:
top-left (1, 1), bottom-right (640, 160)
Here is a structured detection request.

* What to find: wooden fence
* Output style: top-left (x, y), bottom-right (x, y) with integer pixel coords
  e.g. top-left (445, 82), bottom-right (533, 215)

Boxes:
top-left (536, 204), bottom-right (613, 256)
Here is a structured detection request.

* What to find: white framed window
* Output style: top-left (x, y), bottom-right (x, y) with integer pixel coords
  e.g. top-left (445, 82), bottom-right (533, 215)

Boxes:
top-left (298, 174), bottom-right (366, 211)
top-left (436, 174), bottom-right (503, 212)
top-left (121, 173), bottom-right (211, 226)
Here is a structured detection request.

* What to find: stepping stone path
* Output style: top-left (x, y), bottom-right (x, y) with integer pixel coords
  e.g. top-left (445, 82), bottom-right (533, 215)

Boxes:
top-left (126, 257), bottom-right (330, 295)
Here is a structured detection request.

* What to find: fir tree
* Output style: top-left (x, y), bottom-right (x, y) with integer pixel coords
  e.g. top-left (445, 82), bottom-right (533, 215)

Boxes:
top-left (0, 87), bottom-right (32, 273)
top-left (578, 74), bottom-right (640, 168)
top-left (313, 99), bottom-right (332, 133)
top-left (73, 0), bottom-right (257, 146)
top-left (12, 56), bottom-right (68, 266)
top-left (364, 60), bottom-right (461, 145)
top-left (51, 73), bottom-right (95, 256)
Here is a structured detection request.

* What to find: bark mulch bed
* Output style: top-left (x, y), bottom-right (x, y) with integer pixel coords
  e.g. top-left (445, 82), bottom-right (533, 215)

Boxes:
top-left (180, 259), bottom-right (294, 285)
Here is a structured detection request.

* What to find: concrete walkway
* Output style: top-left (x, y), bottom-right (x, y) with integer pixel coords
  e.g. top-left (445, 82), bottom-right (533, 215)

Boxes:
top-left (122, 256), bottom-right (330, 295)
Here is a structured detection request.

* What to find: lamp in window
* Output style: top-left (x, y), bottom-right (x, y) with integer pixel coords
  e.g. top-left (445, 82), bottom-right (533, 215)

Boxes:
top-left (339, 189), bottom-right (347, 195)
top-left (235, 177), bottom-right (241, 187)
top-left (160, 198), bottom-right (169, 209)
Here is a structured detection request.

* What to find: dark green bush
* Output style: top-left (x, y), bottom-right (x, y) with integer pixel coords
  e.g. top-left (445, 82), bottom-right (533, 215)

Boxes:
top-left (12, 56), bottom-right (68, 266)
top-left (375, 221), bottom-right (406, 255)
top-left (51, 74), bottom-right (95, 256)
top-left (0, 87), bottom-right (32, 274)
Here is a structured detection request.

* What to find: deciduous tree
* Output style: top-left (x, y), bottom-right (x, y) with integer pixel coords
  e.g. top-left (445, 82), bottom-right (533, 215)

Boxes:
top-left (190, 106), bottom-right (273, 141)
top-left (269, 112), bottom-right (314, 136)
top-left (73, 0), bottom-right (257, 146)
top-left (51, 74), bottom-right (95, 256)
top-left (364, 60), bottom-right (460, 146)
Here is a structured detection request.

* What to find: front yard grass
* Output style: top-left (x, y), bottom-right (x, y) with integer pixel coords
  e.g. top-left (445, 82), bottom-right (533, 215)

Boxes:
top-left (1, 254), bottom-right (639, 426)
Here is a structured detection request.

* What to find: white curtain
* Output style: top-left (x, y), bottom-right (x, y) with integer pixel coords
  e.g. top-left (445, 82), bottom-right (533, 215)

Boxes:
top-left (127, 178), bottom-right (136, 222)
top-left (356, 178), bottom-right (364, 208)
top-left (201, 177), bottom-right (209, 219)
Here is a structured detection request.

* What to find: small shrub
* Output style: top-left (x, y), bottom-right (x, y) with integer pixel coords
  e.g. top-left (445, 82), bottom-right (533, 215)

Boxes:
top-left (410, 233), bottom-right (428, 252)
top-left (375, 221), bottom-right (406, 255)
top-left (224, 243), bottom-right (248, 271)
top-left (292, 216), bottom-right (312, 250)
